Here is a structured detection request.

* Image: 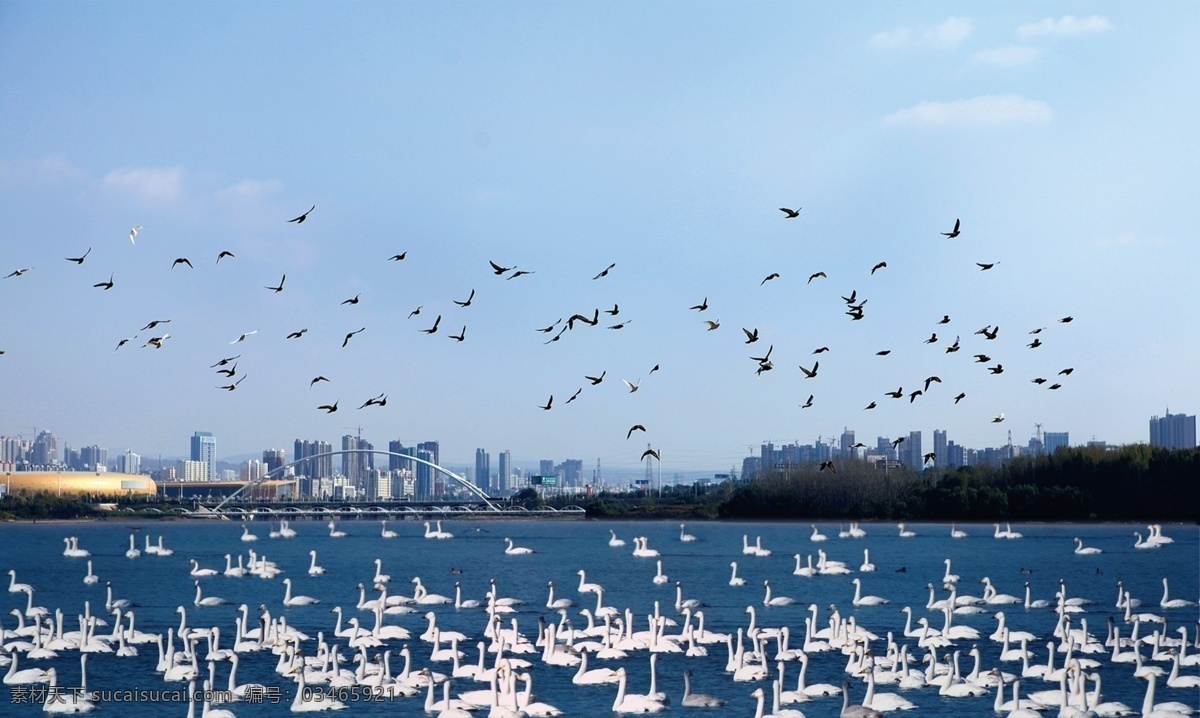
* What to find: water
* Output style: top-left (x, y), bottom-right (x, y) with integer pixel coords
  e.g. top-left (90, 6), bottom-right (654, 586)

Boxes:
top-left (2, 519), bottom-right (1197, 716)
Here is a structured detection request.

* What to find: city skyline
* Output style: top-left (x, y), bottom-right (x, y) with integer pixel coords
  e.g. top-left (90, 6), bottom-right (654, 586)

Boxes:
top-left (2, 5), bottom-right (1197, 472)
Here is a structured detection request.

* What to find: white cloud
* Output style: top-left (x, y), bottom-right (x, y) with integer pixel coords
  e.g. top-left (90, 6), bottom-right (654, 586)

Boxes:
top-left (102, 165), bottom-right (184, 202)
top-left (217, 178), bottom-right (282, 201)
top-left (883, 95), bottom-right (1053, 128)
top-left (972, 45), bottom-right (1042, 68)
top-left (1017, 15), bottom-right (1111, 38)
top-left (870, 17), bottom-right (971, 49)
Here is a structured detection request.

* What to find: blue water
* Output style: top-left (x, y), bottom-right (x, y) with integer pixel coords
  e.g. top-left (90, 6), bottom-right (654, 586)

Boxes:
top-left (2, 520), bottom-right (1197, 716)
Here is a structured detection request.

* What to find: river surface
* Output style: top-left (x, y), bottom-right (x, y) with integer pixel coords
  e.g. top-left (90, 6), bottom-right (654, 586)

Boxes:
top-left (2, 520), bottom-right (1197, 716)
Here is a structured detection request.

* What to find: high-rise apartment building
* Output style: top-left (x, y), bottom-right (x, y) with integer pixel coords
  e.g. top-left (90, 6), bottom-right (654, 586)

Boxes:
top-left (474, 449), bottom-right (490, 492)
top-left (263, 449), bottom-right (286, 474)
top-left (32, 430), bottom-right (59, 467)
top-left (341, 435), bottom-right (374, 488)
top-left (388, 440), bottom-right (406, 472)
top-left (117, 450), bottom-right (141, 475)
top-left (1149, 410), bottom-right (1197, 450)
top-left (293, 440), bottom-right (333, 480)
top-left (840, 429), bottom-right (855, 459)
top-left (416, 449), bottom-right (434, 498)
top-left (190, 432), bottom-right (216, 481)
top-left (498, 450), bottom-right (511, 493)
top-left (1045, 432), bottom-right (1070, 455)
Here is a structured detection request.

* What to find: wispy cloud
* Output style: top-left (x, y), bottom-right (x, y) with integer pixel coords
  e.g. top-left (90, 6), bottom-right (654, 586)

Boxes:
top-left (972, 45), bottom-right (1042, 68)
top-left (883, 95), bottom-right (1052, 128)
top-left (870, 17), bottom-right (971, 49)
top-left (1017, 15), bottom-right (1111, 38)
top-left (101, 166), bottom-right (184, 202)
top-left (217, 178), bottom-right (282, 202)
top-left (0, 153), bottom-right (87, 186)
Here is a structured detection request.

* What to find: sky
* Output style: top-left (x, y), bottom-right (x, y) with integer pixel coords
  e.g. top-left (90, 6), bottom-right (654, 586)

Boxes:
top-left (1, 2), bottom-right (1197, 477)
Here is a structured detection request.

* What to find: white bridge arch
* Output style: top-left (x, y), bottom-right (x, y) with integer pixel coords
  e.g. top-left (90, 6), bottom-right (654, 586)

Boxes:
top-left (214, 449), bottom-right (499, 511)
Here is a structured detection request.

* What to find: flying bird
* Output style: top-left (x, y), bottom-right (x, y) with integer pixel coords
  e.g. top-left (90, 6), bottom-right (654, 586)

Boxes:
top-left (453, 289), bottom-right (475, 307)
top-left (584, 371), bottom-right (606, 385)
top-left (953, 393), bottom-right (966, 404)
top-left (923, 453), bottom-right (936, 464)
top-left (689, 297), bottom-right (708, 311)
top-left (507, 269), bottom-right (535, 280)
top-left (215, 362), bottom-right (238, 378)
top-left (171, 257), bottom-right (193, 269)
top-left (870, 262), bottom-right (887, 275)
top-left (448, 326), bottom-right (466, 342)
top-left (909, 390), bottom-right (922, 403)
top-left (977, 262), bottom-right (999, 271)
top-left (420, 315), bottom-right (441, 334)
top-left (1048, 383), bottom-right (1062, 390)
top-left (750, 345), bottom-right (773, 365)
top-left (938, 315), bottom-right (950, 324)
top-left (973, 354), bottom-right (991, 363)
top-left (992, 413), bottom-right (1006, 423)
top-left (801, 395), bottom-right (814, 409)
top-left (65, 247), bottom-right (92, 264)
top-left (489, 260), bottom-right (513, 275)
top-left (864, 402), bottom-right (877, 410)
top-left (891, 437), bottom-right (905, 449)
top-left (923, 376), bottom-right (942, 392)
top-left (626, 424), bottom-right (646, 440)
top-left (564, 388), bottom-right (582, 404)
top-left (318, 401), bottom-right (339, 413)
top-left (4, 268), bottom-right (32, 278)
top-left (641, 448), bottom-right (660, 462)
top-left (129, 225), bottom-right (143, 243)
top-left (623, 379), bottom-right (640, 393)
top-left (607, 321), bottom-right (630, 330)
top-left (807, 271), bottom-right (826, 284)
top-left (1029, 327), bottom-right (1046, 335)
top-left (604, 304), bottom-right (619, 316)
top-left (143, 334), bottom-right (170, 349)
top-left (93, 274), bottom-right (114, 290)
top-left (1058, 368), bottom-right (1074, 375)
top-left (779, 207), bottom-right (801, 218)
top-left (341, 293), bottom-right (361, 306)
top-left (799, 361), bottom-right (818, 379)
top-left (818, 461), bottom-right (835, 473)
top-left (535, 319), bottom-right (561, 333)
top-left (924, 333), bottom-right (938, 344)
top-left (1028, 338), bottom-right (1042, 349)
top-left (210, 355), bottom-right (239, 367)
top-left (875, 350), bottom-right (891, 356)
top-left (841, 290), bottom-right (857, 304)
top-left (217, 376), bottom-right (246, 392)
top-left (342, 327), bottom-right (365, 347)
top-left (288, 205), bottom-right (316, 223)
top-left (310, 376), bottom-right (329, 388)
top-left (358, 393), bottom-right (387, 409)
top-left (703, 319), bottom-right (720, 331)
top-left (812, 347), bottom-right (829, 354)
top-left (941, 218), bottom-right (961, 238)
top-left (265, 275), bottom-right (286, 293)
top-left (945, 336), bottom-right (960, 353)
top-left (884, 387), bottom-right (903, 399)
top-left (287, 329), bottom-right (308, 339)
top-left (742, 327), bottom-right (759, 344)
top-left (408, 306), bottom-right (423, 319)
top-left (538, 395), bottom-right (553, 411)
top-left (988, 364), bottom-right (1004, 374)
top-left (389, 252), bottom-right (407, 262)
top-left (649, 364), bottom-right (660, 374)
top-left (230, 330), bottom-right (258, 344)
top-left (1059, 316), bottom-right (1074, 323)
top-left (216, 251), bottom-right (235, 264)
top-left (114, 337), bottom-right (133, 351)
top-left (593, 263), bottom-right (616, 280)
top-left (142, 319), bottom-right (170, 331)
top-left (760, 273), bottom-right (780, 285)
top-left (1032, 378), bottom-right (1047, 385)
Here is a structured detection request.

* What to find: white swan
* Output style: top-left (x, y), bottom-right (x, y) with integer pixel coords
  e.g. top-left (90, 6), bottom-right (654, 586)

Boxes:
top-left (632, 537), bottom-right (660, 557)
top-left (189, 559), bottom-right (218, 577)
top-left (63, 537), bottom-right (90, 557)
top-left (240, 525), bottom-right (257, 542)
top-left (1160, 578), bottom-right (1197, 609)
top-left (381, 520), bottom-right (398, 538)
top-left (289, 668), bottom-right (346, 712)
top-left (328, 520), bottom-right (346, 538)
top-left (764, 580), bottom-right (796, 606)
top-left (680, 669), bottom-right (723, 707)
top-left (503, 537), bottom-right (533, 555)
top-left (950, 523), bottom-right (968, 538)
top-left (282, 578), bottom-right (320, 606)
top-left (839, 681), bottom-right (882, 718)
top-left (860, 549), bottom-right (875, 572)
top-left (652, 560), bottom-right (668, 585)
top-left (898, 523), bottom-right (917, 538)
top-left (809, 525), bottom-right (827, 542)
top-left (308, 550), bottom-right (326, 576)
top-left (1133, 532), bottom-right (1159, 549)
top-left (607, 529), bottom-right (627, 547)
top-left (679, 524), bottom-right (697, 542)
top-left (124, 534), bottom-right (141, 558)
top-left (193, 581), bottom-right (228, 607)
top-left (851, 578), bottom-right (889, 606)
top-left (611, 667), bottom-right (665, 713)
top-left (83, 560), bottom-right (99, 585)
top-left (793, 554), bottom-right (817, 578)
top-left (730, 561), bottom-right (747, 586)
top-left (1073, 537), bottom-right (1102, 555)
top-left (546, 582), bottom-right (574, 609)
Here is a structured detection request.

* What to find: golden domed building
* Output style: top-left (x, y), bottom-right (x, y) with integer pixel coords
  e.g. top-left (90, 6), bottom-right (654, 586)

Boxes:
top-left (2, 471), bottom-right (156, 497)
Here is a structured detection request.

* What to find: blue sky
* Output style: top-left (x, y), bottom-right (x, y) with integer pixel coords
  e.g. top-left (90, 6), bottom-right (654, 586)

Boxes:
top-left (2, 3), bottom-right (1197, 474)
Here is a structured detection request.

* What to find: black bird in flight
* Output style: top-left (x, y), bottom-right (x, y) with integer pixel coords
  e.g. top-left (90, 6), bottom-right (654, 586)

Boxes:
top-left (1048, 383), bottom-right (1062, 390)
top-left (489, 260), bottom-right (513, 275)
top-left (870, 261), bottom-right (887, 275)
top-left (689, 297), bottom-right (708, 311)
top-left (94, 274), bottom-right (114, 290)
top-left (988, 364), bottom-right (1004, 375)
top-left (627, 424), bottom-right (646, 440)
top-left (604, 304), bottom-right (619, 316)
top-left (408, 306), bottom-right (423, 319)
top-left (217, 376), bottom-right (246, 391)
top-left (924, 333), bottom-right (938, 344)
top-left (909, 390), bottom-right (922, 403)
top-left (864, 401), bottom-right (877, 410)
top-left (215, 362), bottom-right (238, 378)
top-left (142, 319), bottom-right (170, 331)
top-left (891, 437), bottom-right (905, 449)
top-left (310, 376), bottom-right (329, 388)
top-left (114, 338), bottom-right (133, 351)
top-left (535, 319), bottom-right (561, 333)
top-left (977, 262), bottom-right (998, 271)
top-left (317, 401), bottom-right (339, 413)
top-left (341, 293), bottom-right (361, 306)
top-left (210, 355), bottom-right (239, 367)
top-left (585, 371), bottom-right (606, 385)
top-left (953, 392), bottom-right (966, 404)
top-left (507, 269), bottom-right (534, 280)
top-left (1058, 367), bottom-right (1074, 375)
top-left (779, 207), bottom-right (801, 218)
top-left (358, 393), bottom-right (386, 409)
top-left (1032, 378), bottom-right (1047, 385)
top-left (813, 347), bottom-right (829, 354)
top-left (982, 326), bottom-right (1000, 340)
top-left (842, 290), bottom-right (857, 304)
top-left (924, 376), bottom-right (942, 392)
top-left (938, 315), bottom-right (950, 324)
top-left (641, 448), bottom-right (660, 462)
top-left (65, 247), bottom-right (91, 264)
top-left (1030, 327), bottom-right (1046, 335)
top-left (807, 271), bottom-right (826, 284)
top-left (649, 364), bottom-right (660, 374)
top-left (742, 328), bottom-right (759, 344)
top-left (288, 205), bottom-right (315, 223)
top-left (702, 319), bottom-right (720, 331)
top-left (265, 275), bottom-right (286, 293)
top-left (992, 413), bottom-right (1006, 423)
top-left (607, 321), bottom-right (630, 330)
top-left (453, 289), bottom-right (475, 307)
top-left (448, 326), bottom-right (466, 342)
top-left (945, 336), bottom-right (960, 353)
top-left (941, 218), bottom-right (961, 238)
top-left (538, 395), bottom-right (553, 411)
top-left (1059, 316), bottom-right (1074, 323)
top-left (923, 453), bottom-right (936, 464)
top-left (1028, 338), bottom-right (1042, 349)
top-left (216, 251), bottom-right (235, 264)
top-left (389, 252), bottom-right (407, 261)
top-left (143, 334), bottom-right (170, 349)
top-left (567, 310), bottom-right (599, 329)
top-left (876, 350), bottom-right (891, 356)
top-left (564, 388), bottom-right (582, 404)
top-left (5, 268), bottom-right (32, 278)
top-left (287, 329), bottom-right (308, 339)
top-left (760, 273), bottom-right (780, 286)
top-left (974, 354), bottom-right (991, 363)
top-left (342, 327), bottom-right (365, 348)
top-left (884, 387), bottom-right (903, 399)
top-left (593, 263), bottom-right (616, 280)
top-left (171, 258), bottom-right (193, 269)
top-left (801, 395), bottom-right (814, 409)
top-left (420, 315), bottom-right (441, 334)
top-left (750, 345), bottom-right (773, 365)
top-left (799, 361), bottom-right (818, 379)
top-left (818, 461), bottom-right (835, 473)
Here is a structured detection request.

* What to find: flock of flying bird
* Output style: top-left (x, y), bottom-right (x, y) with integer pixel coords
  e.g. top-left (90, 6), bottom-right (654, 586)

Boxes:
top-left (3, 205), bottom-right (1079, 467)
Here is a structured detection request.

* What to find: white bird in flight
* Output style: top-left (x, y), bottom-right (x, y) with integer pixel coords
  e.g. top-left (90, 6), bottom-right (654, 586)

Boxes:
top-left (130, 225), bottom-right (143, 244)
top-left (230, 330), bottom-right (258, 344)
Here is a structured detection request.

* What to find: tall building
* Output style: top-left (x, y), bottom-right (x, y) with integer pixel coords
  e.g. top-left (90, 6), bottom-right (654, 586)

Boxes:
top-left (876, 437), bottom-right (895, 462)
top-left (902, 431), bottom-right (923, 470)
top-left (497, 450), bottom-right (511, 493)
top-left (388, 440), bottom-right (406, 472)
top-left (32, 430), bottom-right (59, 467)
top-left (557, 459), bottom-right (583, 487)
top-left (182, 460), bottom-right (207, 482)
top-left (293, 440), bottom-right (333, 480)
top-left (117, 450), bottom-right (141, 475)
top-left (263, 449), bottom-right (286, 474)
top-left (933, 430), bottom-right (947, 467)
top-left (190, 432), bottom-right (216, 481)
top-left (1149, 410), bottom-right (1197, 450)
top-left (416, 449), bottom-right (434, 498)
top-left (241, 459), bottom-right (266, 482)
top-left (839, 429), bottom-right (855, 459)
top-left (474, 449), bottom-right (490, 492)
top-left (341, 435), bottom-right (374, 488)
top-left (1045, 432), bottom-right (1070, 455)
top-left (539, 459), bottom-right (555, 477)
